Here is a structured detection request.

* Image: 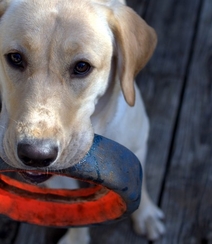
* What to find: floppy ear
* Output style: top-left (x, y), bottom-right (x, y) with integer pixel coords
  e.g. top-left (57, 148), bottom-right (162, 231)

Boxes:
top-left (109, 5), bottom-right (157, 106)
top-left (0, 0), bottom-right (10, 17)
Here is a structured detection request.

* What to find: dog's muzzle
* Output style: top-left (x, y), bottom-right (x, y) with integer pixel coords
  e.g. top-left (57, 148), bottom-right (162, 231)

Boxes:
top-left (0, 134), bottom-right (142, 227)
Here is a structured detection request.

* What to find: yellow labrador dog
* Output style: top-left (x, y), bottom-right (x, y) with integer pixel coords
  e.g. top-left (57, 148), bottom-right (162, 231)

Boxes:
top-left (0, 0), bottom-right (165, 243)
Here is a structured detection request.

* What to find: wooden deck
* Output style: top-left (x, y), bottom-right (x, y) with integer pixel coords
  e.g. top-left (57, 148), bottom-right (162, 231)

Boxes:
top-left (1, 0), bottom-right (212, 243)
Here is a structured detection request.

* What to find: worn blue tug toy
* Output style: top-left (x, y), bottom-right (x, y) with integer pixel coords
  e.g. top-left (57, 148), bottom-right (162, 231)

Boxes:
top-left (0, 134), bottom-right (142, 227)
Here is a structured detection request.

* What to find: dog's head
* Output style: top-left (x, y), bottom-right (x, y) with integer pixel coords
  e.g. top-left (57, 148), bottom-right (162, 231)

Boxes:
top-left (0, 0), bottom-right (156, 173)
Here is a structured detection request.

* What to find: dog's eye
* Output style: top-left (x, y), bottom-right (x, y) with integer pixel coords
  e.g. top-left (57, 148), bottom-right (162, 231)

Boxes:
top-left (6, 53), bottom-right (24, 69)
top-left (73, 62), bottom-right (91, 76)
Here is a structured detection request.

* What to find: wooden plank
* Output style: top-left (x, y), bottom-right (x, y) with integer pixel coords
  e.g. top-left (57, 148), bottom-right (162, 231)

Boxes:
top-left (0, 215), bottom-right (19, 244)
top-left (127, 0), bottom-right (149, 16)
top-left (138, 0), bottom-right (201, 204)
top-left (14, 224), bottom-right (47, 244)
top-left (157, 0), bottom-right (212, 243)
top-left (91, 219), bottom-right (147, 244)
top-left (14, 224), bottom-right (67, 244)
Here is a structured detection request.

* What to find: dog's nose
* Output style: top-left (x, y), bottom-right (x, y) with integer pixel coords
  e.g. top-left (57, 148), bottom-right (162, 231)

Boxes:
top-left (17, 139), bottom-right (58, 168)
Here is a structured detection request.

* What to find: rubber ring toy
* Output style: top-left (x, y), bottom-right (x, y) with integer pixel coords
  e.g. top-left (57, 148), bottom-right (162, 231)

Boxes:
top-left (0, 134), bottom-right (142, 227)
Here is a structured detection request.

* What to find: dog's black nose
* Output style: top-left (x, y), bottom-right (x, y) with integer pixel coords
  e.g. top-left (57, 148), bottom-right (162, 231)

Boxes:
top-left (17, 139), bottom-right (58, 168)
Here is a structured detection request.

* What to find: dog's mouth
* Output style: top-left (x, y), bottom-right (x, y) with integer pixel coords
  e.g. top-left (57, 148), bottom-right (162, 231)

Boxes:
top-left (19, 171), bottom-right (53, 184)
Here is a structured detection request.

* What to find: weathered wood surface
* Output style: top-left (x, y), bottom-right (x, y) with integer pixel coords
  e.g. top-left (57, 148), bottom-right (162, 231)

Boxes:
top-left (156, 0), bottom-right (212, 243)
top-left (0, 0), bottom-right (211, 243)
top-left (136, 0), bottom-right (202, 204)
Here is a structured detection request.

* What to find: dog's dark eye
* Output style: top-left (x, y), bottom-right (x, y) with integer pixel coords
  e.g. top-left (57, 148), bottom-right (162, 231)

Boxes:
top-left (73, 62), bottom-right (91, 76)
top-left (6, 53), bottom-right (24, 69)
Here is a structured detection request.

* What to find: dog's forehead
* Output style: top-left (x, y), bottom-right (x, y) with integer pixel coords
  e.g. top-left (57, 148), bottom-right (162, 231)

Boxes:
top-left (0, 0), bottom-right (113, 54)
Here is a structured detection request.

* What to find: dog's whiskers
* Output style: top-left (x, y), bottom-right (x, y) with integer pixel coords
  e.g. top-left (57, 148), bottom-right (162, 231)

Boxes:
top-left (9, 118), bottom-right (18, 124)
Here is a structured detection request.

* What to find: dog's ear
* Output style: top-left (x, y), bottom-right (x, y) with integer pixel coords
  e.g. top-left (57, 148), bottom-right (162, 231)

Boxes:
top-left (108, 4), bottom-right (157, 106)
top-left (0, 0), bottom-right (10, 17)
